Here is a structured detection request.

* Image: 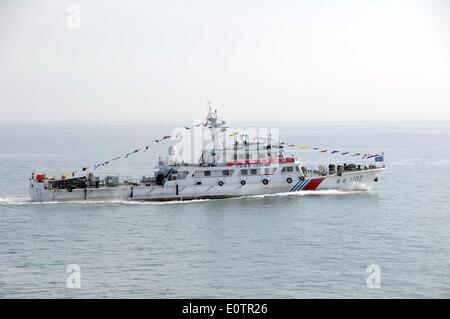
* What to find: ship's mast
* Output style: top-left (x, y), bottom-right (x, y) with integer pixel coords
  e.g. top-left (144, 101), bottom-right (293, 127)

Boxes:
top-left (203, 104), bottom-right (227, 164)
top-left (206, 103), bottom-right (220, 128)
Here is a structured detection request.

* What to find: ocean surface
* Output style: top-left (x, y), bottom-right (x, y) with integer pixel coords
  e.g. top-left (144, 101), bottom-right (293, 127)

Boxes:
top-left (1, 121), bottom-right (449, 298)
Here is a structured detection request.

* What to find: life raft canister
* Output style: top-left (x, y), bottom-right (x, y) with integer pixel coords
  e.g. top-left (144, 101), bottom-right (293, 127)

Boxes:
top-left (287, 177), bottom-right (293, 184)
top-left (262, 179), bottom-right (269, 185)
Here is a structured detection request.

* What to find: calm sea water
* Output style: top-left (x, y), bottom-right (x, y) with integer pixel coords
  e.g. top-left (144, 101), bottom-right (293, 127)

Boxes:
top-left (1, 121), bottom-right (450, 298)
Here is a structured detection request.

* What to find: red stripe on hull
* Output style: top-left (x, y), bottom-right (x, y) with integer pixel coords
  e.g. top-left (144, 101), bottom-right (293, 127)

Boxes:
top-left (303, 178), bottom-right (325, 190)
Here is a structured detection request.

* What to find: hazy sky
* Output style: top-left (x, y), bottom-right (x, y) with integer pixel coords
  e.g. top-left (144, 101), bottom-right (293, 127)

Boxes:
top-left (1, 0), bottom-right (449, 122)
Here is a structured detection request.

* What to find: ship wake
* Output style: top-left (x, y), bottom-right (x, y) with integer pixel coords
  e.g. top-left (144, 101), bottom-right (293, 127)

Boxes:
top-left (1, 190), bottom-right (371, 207)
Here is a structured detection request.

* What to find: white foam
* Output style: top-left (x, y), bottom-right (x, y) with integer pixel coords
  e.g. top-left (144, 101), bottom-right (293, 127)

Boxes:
top-left (0, 189), bottom-right (369, 207)
top-left (0, 197), bottom-right (32, 205)
top-left (243, 189), bottom-right (366, 199)
top-left (0, 197), bottom-right (213, 206)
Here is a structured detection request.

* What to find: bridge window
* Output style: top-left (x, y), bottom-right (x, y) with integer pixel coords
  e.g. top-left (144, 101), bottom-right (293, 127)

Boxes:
top-left (223, 170), bottom-right (232, 176)
top-left (282, 166), bottom-right (294, 173)
top-left (263, 167), bottom-right (277, 175)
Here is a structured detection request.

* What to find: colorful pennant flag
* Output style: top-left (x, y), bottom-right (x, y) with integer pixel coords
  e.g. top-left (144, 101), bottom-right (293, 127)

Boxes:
top-left (72, 123), bottom-right (384, 178)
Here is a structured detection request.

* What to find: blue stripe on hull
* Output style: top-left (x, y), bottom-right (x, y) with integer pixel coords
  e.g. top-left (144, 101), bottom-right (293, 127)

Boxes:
top-left (298, 180), bottom-right (310, 191)
top-left (291, 179), bottom-right (305, 192)
top-left (291, 179), bottom-right (309, 192)
top-left (290, 180), bottom-right (302, 192)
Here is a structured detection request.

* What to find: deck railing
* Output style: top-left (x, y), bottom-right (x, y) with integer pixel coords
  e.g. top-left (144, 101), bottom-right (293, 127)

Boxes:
top-left (304, 162), bottom-right (385, 177)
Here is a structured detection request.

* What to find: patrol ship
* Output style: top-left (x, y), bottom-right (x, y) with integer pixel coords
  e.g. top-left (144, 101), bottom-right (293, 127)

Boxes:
top-left (29, 109), bottom-right (385, 202)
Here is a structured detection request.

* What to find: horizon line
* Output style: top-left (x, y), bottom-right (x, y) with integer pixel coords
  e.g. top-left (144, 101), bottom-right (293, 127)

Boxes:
top-left (1, 119), bottom-right (450, 125)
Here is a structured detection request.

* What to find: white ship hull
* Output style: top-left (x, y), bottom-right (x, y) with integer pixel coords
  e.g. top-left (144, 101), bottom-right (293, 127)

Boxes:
top-left (29, 168), bottom-right (384, 202)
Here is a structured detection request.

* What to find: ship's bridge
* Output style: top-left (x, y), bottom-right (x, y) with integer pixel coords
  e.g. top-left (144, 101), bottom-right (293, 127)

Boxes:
top-left (200, 141), bottom-right (286, 165)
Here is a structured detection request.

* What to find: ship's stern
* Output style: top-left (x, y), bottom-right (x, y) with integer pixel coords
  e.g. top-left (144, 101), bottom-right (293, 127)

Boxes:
top-left (29, 176), bottom-right (51, 202)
